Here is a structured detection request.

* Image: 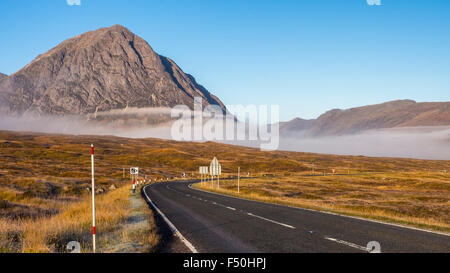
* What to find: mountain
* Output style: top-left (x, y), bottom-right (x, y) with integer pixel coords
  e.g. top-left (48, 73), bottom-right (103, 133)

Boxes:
top-left (279, 118), bottom-right (314, 134)
top-left (0, 25), bottom-right (225, 118)
top-left (0, 73), bottom-right (6, 80)
top-left (281, 100), bottom-right (450, 136)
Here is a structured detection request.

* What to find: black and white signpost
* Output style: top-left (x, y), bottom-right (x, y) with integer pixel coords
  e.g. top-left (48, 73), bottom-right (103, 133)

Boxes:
top-left (130, 167), bottom-right (139, 193)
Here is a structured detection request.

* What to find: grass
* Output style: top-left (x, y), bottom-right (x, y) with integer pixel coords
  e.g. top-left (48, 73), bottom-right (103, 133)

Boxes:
top-left (194, 171), bottom-right (450, 233)
top-left (0, 185), bottom-right (159, 253)
top-left (0, 130), bottom-right (449, 252)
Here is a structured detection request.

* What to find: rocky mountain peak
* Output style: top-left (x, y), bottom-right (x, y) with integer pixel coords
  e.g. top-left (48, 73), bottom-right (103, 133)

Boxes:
top-left (0, 25), bottom-right (225, 117)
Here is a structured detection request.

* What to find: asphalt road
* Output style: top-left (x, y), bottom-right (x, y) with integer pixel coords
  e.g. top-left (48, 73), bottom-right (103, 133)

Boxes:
top-left (143, 181), bottom-right (450, 253)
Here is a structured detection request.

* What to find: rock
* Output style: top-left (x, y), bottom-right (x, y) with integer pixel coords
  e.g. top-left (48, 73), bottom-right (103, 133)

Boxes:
top-left (0, 25), bottom-right (226, 121)
top-left (109, 184), bottom-right (117, 190)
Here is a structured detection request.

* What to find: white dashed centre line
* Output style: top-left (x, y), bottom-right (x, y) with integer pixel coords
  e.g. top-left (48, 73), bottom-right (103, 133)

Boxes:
top-left (169, 184), bottom-right (297, 229)
top-left (247, 213), bottom-right (295, 229)
top-left (324, 237), bottom-right (371, 252)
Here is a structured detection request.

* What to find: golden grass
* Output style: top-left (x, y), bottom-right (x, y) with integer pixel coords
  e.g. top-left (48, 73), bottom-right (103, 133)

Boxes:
top-left (0, 185), bottom-right (147, 253)
top-left (194, 172), bottom-right (450, 233)
top-left (0, 130), bottom-right (449, 251)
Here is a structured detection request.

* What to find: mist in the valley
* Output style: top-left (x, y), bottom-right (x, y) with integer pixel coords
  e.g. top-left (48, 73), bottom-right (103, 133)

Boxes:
top-left (0, 114), bottom-right (449, 160)
top-left (0, 112), bottom-right (174, 139)
top-left (279, 127), bottom-right (450, 160)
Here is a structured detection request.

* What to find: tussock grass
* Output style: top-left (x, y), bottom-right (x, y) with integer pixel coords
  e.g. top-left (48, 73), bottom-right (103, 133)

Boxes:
top-left (0, 186), bottom-right (156, 253)
top-left (0, 131), bottom-right (449, 251)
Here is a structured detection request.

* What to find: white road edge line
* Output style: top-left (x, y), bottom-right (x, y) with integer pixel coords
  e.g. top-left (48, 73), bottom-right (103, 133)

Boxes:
top-left (143, 185), bottom-right (199, 253)
top-left (227, 207), bottom-right (236, 211)
top-left (247, 213), bottom-right (296, 229)
top-left (324, 237), bottom-right (371, 253)
top-left (189, 184), bottom-right (450, 237)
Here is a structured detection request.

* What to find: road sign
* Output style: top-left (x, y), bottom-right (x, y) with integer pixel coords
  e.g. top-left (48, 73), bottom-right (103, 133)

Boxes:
top-left (199, 166), bottom-right (208, 175)
top-left (210, 157), bottom-right (221, 176)
top-left (130, 167), bottom-right (139, 175)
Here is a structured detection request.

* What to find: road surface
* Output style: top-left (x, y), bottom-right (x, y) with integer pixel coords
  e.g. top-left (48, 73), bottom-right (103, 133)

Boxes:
top-left (143, 181), bottom-right (450, 253)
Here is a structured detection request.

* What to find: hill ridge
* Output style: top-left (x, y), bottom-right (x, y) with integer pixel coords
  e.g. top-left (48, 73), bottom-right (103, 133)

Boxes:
top-left (0, 25), bottom-right (225, 117)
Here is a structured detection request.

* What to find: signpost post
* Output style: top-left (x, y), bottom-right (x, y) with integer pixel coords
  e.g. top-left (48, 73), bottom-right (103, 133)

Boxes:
top-left (199, 167), bottom-right (209, 186)
top-left (238, 167), bottom-right (240, 195)
top-left (218, 165), bottom-right (221, 189)
top-left (130, 167), bottom-right (139, 193)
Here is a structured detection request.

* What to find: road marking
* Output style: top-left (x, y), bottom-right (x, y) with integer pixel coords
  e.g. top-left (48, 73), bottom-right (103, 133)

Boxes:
top-left (143, 185), bottom-right (198, 253)
top-left (324, 237), bottom-right (371, 252)
top-left (247, 213), bottom-right (295, 229)
top-left (168, 184), bottom-right (236, 212)
top-left (189, 184), bottom-right (450, 237)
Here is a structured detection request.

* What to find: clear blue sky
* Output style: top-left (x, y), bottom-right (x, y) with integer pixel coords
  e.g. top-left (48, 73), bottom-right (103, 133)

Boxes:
top-left (1, 0), bottom-right (449, 121)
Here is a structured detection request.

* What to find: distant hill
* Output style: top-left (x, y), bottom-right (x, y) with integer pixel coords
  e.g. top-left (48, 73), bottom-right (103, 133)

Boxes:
top-left (280, 100), bottom-right (450, 136)
top-left (0, 25), bottom-right (225, 118)
top-left (279, 118), bottom-right (315, 134)
top-left (0, 73), bottom-right (6, 80)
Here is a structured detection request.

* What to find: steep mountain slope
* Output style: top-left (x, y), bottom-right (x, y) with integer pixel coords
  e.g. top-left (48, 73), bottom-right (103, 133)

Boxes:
top-left (281, 100), bottom-right (450, 136)
top-left (0, 25), bottom-right (225, 117)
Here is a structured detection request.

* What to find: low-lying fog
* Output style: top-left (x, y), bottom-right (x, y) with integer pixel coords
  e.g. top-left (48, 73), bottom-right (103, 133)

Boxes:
top-left (0, 115), bottom-right (449, 160)
top-left (279, 127), bottom-right (450, 160)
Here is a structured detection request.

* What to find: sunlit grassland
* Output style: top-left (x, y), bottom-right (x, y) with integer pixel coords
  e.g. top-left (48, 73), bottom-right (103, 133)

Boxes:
top-left (0, 130), bottom-right (449, 252)
top-left (0, 185), bottom-right (159, 253)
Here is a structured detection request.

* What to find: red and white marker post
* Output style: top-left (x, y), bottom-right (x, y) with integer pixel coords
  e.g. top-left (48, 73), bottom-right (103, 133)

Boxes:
top-left (91, 144), bottom-right (96, 253)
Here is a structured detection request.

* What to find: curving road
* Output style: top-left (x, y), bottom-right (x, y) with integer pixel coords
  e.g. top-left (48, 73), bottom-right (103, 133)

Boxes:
top-left (143, 181), bottom-right (450, 253)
